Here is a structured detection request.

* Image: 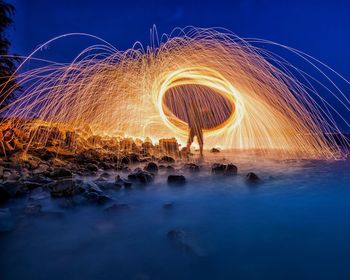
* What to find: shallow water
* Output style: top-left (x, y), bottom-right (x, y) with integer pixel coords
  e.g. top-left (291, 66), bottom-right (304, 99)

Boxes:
top-left (1, 152), bottom-right (350, 280)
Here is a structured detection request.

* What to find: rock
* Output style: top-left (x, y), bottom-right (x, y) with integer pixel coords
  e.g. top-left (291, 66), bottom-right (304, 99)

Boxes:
top-left (0, 181), bottom-right (23, 198)
top-left (29, 187), bottom-right (50, 201)
top-left (226, 164), bottom-right (238, 175)
top-left (84, 192), bottom-right (111, 204)
top-left (166, 165), bottom-right (175, 171)
top-left (167, 175), bottom-right (187, 186)
top-left (0, 166), bottom-right (3, 179)
top-left (0, 208), bottom-right (14, 232)
top-left (48, 167), bottom-right (72, 179)
top-left (184, 163), bottom-right (200, 172)
top-left (32, 163), bottom-right (50, 175)
top-left (210, 147), bottom-right (220, 153)
top-left (167, 229), bottom-right (187, 240)
top-left (211, 163), bottom-right (237, 175)
top-left (115, 175), bottom-right (132, 188)
top-left (4, 170), bottom-right (20, 181)
top-left (86, 163), bottom-right (99, 172)
top-left (163, 202), bottom-right (174, 209)
top-left (167, 229), bottom-right (206, 256)
top-left (128, 168), bottom-right (154, 184)
top-left (49, 178), bottom-right (80, 197)
top-left (104, 203), bottom-right (129, 213)
top-left (160, 155), bottom-right (175, 163)
top-left (144, 162), bottom-right (158, 173)
top-left (22, 181), bottom-right (43, 191)
top-left (24, 202), bottom-right (42, 215)
top-left (246, 172), bottom-right (260, 183)
top-left (87, 182), bottom-right (103, 193)
top-left (95, 180), bottom-right (118, 190)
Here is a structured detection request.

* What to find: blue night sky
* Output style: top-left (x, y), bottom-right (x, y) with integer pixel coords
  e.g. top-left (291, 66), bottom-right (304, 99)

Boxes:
top-left (6, 0), bottom-right (350, 129)
top-left (8, 0), bottom-right (350, 69)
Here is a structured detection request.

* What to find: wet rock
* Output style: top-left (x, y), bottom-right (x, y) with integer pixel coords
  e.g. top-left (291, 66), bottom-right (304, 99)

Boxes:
top-left (166, 165), bottom-right (175, 171)
top-left (95, 180), bottom-right (117, 190)
top-left (22, 181), bottom-right (43, 191)
top-left (167, 175), bottom-right (187, 186)
top-left (87, 182), bottom-right (103, 194)
top-left (4, 170), bottom-right (20, 181)
top-left (144, 162), bottom-right (158, 173)
top-left (24, 202), bottom-right (42, 215)
top-left (29, 187), bottom-right (50, 201)
top-left (184, 163), bottom-right (200, 172)
top-left (160, 155), bottom-right (175, 163)
top-left (0, 208), bottom-right (14, 232)
top-left (99, 172), bottom-right (111, 179)
top-left (226, 164), bottom-right (238, 175)
top-left (84, 192), bottom-right (111, 204)
top-left (246, 172), bottom-right (260, 183)
top-left (86, 163), bottom-right (99, 172)
top-left (128, 168), bottom-right (154, 184)
top-left (48, 167), bottom-right (72, 179)
top-left (0, 181), bottom-right (23, 198)
top-left (104, 203), bottom-right (129, 213)
top-left (211, 163), bottom-right (237, 175)
top-left (115, 175), bottom-right (132, 188)
top-left (210, 147), bottom-right (220, 153)
top-left (32, 163), bottom-right (50, 175)
top-left (25, 175), bottom-right (53, 185)
top-left (49, 178), bottom-right (80, 197)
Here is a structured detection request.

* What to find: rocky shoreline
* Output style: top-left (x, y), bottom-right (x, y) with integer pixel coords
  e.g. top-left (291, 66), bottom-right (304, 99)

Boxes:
top-left (0, 120), bottom-right (260, 233)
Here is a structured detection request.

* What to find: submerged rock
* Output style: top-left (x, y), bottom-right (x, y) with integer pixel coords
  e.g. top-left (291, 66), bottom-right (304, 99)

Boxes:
top-left (104, 203), bottom-right (129, 213)
top-left (115, 175), bottom-right (132, 188)
top-left (0, 208), bottom-right (14, 232)
top-left (167, 229), bottom-right (206, 256)
top-left (167, 175), bottom-right (187, 186)
top-left (128, 168), bottom-right (154, 184)
top-left (163, 202), bottom-right (174, 209)
top-left (24, 202), bottom-right (42, 215)
top-left (246, 172), bottom-right (260, 183)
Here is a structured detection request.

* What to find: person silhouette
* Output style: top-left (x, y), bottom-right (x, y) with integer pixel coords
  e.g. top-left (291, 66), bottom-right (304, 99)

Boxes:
top-left (185, 100), bottom-right (205, 157)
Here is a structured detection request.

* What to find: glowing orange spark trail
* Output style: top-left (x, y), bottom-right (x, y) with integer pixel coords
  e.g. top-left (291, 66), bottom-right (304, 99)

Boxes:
top-left (0, 27), bottom-right (349, 159)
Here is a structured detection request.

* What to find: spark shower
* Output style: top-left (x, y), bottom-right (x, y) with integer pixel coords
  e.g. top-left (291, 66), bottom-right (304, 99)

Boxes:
top-left (1, 27), bottom-right (349, 159)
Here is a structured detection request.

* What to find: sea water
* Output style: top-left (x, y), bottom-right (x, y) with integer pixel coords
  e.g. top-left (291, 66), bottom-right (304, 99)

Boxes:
top-left (1, 152), bottom-right (350, 280)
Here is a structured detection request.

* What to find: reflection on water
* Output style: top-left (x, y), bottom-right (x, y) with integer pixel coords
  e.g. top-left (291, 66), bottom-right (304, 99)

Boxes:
top-left (1, 152), bottom-right (350, 280)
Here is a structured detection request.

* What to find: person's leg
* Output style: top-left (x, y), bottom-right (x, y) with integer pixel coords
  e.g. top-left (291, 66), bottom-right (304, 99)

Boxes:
top-left (187, 128), bottom-right (194, 153)
top-left (197, 129), bottom-right (204, 157)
